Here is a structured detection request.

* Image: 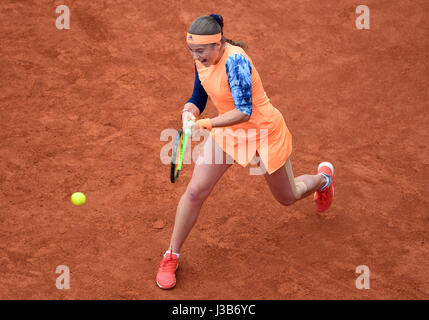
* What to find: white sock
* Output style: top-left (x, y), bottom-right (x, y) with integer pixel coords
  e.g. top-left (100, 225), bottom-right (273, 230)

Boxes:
top-left (165, 250), bottom-right (180, 259)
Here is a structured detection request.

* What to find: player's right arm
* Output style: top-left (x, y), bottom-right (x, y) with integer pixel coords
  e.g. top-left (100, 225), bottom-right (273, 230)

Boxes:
top-left (182, 64), bottom-right (208, 128)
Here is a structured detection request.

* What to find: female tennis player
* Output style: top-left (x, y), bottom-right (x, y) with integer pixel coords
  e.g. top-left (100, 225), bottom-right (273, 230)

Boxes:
top-left (156, 14), bottom-right (334, 289)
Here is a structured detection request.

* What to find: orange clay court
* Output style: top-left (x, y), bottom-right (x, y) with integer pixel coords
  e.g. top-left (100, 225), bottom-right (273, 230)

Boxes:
top-left (0, 0), bottom-right (428, 299)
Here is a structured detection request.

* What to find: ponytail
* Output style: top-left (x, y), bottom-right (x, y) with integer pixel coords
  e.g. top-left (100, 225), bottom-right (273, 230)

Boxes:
top-left (222, 37), bottom-right (248, 51)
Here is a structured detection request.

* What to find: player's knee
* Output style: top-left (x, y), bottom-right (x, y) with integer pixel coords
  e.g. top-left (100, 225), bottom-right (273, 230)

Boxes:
top-left (186, 184), bottom-right (210, 203)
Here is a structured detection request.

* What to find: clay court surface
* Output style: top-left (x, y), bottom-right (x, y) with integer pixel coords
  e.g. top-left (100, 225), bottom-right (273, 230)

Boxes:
top-left (1, 0), bottom-right (428, 299)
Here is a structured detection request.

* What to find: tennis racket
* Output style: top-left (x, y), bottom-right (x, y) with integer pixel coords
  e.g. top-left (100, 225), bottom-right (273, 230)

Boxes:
top-left (170, 121), bottom-right (193, 183)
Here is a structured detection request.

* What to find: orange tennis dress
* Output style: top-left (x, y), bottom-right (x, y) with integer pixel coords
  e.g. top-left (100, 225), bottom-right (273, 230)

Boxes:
top-left (195, 43), bottom-right (292, 174)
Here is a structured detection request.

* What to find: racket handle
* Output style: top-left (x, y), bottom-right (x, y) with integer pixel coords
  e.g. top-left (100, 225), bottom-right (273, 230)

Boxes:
top-left (184, 119), bottom-right (193, 135)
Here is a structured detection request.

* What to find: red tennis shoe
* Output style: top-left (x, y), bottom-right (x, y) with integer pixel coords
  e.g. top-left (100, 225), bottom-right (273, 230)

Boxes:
top-left (156, 251), bottom-right (179, 289)
top-left (314, 162), bottom-right (334, 212)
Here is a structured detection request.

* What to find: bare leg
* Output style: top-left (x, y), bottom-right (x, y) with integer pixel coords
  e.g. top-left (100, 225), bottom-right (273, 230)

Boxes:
top-left (294, 174), bottom-right (325, 199)
top-left (263, 158), bottom-right (326, 205)
top-left (169, 136), bottom-right (233, 253)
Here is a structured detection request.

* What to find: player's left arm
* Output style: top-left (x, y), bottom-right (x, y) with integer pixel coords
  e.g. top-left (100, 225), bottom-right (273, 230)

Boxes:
top-left (211, 54), bottom-right (253, 127)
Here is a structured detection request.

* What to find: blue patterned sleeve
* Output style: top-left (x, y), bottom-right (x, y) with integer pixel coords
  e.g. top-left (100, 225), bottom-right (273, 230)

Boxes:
top-left (186, 64), bottom-right (208, 114)
top-left (225, 54), bottom-right (253, 116)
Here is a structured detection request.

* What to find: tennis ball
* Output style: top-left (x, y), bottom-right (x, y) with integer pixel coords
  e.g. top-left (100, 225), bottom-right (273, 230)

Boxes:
top-left (71, 192), bottom-right (86, 206)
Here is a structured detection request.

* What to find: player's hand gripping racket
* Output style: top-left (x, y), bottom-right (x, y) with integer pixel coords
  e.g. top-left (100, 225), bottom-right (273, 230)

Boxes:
top-left (170, 120), bottom-right (193, 183)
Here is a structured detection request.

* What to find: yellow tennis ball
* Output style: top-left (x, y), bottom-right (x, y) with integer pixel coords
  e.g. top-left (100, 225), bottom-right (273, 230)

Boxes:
top-left (71, 192), bottom-right (86, 206)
